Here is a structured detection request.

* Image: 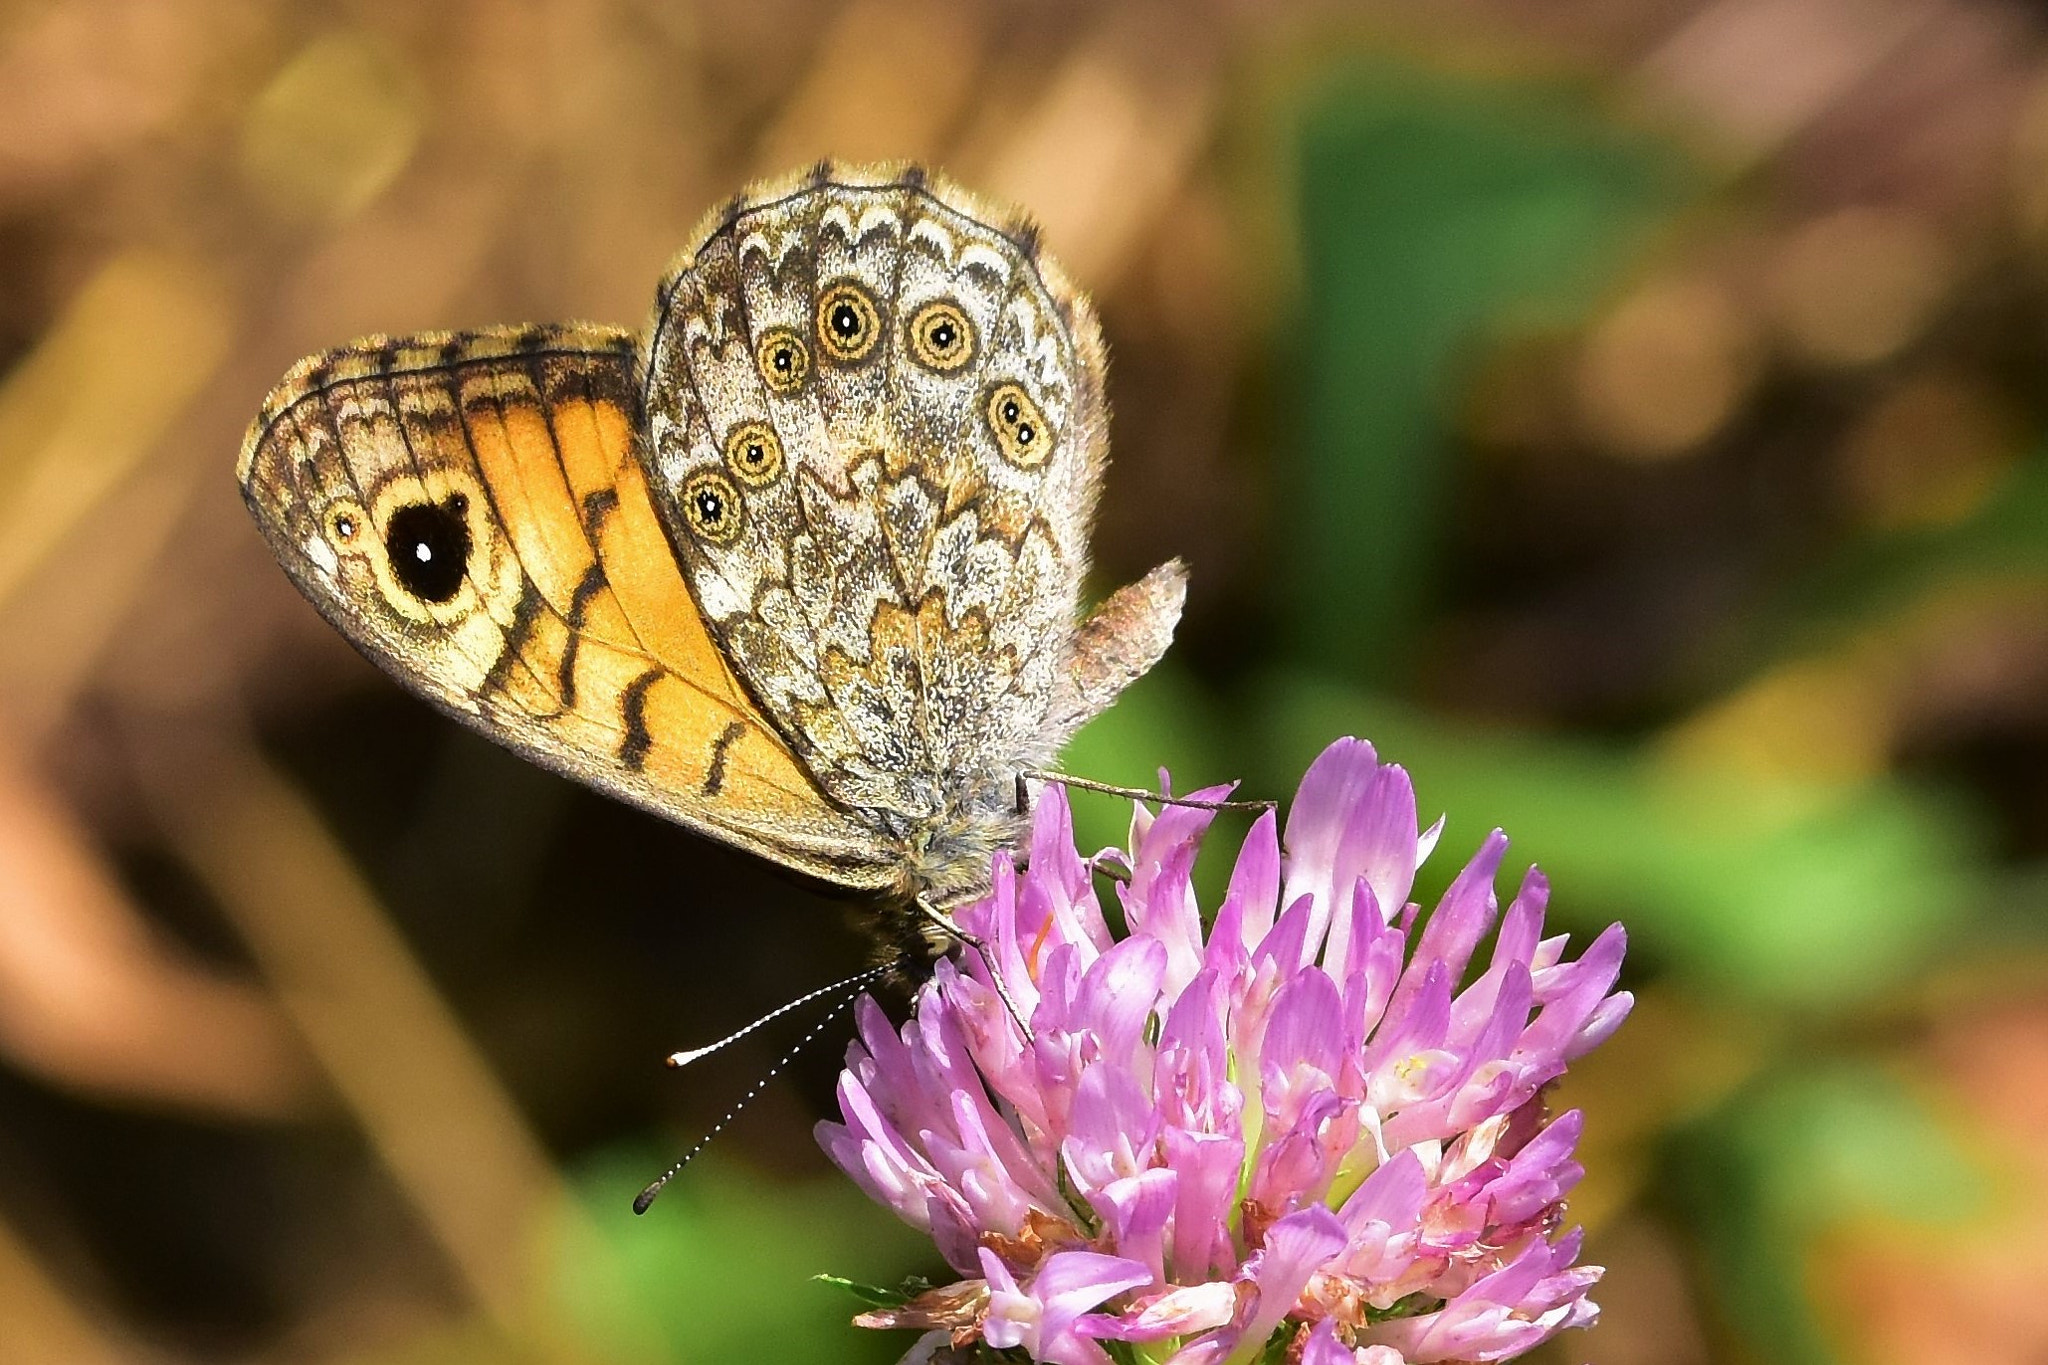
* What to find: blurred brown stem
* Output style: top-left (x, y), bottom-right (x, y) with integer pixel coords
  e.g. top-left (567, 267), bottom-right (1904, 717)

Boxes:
top-left (0, 1211), bottom-right (139, 1365)
top-left (0, 728), bottom-right (312, 1118)
top-left (132, 718), bottom-right (615, 1362)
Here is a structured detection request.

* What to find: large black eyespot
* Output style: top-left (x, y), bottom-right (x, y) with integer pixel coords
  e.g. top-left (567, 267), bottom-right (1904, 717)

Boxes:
top-left (755, 327), bottom-right (811, 393)
top-left (815, 280), bottom-right (882, 362)
top-left (985, 382), bottom-right (1053, 469)
top-left (723, 420), bottom-right (784, 488)
top-left (682, 470), bottom-right (743, 545)
top-left (385, 496), bottom-right (471, 602)
top-left (908, 300), bottom-right (975, 372)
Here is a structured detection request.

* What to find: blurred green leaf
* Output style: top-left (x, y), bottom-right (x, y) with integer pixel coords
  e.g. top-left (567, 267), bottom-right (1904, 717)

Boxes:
top-left (550, 1149), bottom-right (938, 1365)
top-left (1662, 1064), bottom-right (1985, 1365)
top-left (1761, 448), bottom-right (2048, 656)
top-left (1289, 58), bottom-right (1694, 680)
top-left (1255, 671), bottom-right (1981, 1007)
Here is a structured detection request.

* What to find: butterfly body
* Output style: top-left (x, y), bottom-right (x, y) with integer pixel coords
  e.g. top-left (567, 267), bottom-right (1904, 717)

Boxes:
top-left (239, 164), bottom-right (1183, 949)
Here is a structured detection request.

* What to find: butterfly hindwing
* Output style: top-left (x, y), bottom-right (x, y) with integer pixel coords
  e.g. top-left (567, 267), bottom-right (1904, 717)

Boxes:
top-left (237, 325), bottom-right (894, 890)
top-left (643, 163), bottom-right (1140, 825)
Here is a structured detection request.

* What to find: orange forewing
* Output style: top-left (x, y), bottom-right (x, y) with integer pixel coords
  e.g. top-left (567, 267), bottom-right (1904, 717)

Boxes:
top-left (237, 326), bottom-right (891, 888)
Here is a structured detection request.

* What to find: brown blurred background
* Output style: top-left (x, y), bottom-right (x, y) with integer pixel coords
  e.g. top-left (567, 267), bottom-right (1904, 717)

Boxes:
top-left (4, 1), bottom-right (2048, 1362)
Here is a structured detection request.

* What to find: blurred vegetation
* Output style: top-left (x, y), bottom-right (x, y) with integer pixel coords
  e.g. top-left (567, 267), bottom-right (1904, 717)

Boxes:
top-left (3, 3), bottom-right (2048, 1364)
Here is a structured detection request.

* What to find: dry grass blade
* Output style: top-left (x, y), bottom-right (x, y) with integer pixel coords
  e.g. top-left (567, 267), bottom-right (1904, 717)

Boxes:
top-left (0, 1210), bottom-right (139, 1365)
top-left (0, 731), bottom-right (311, 1117)
top-left (0, 251), bottom-right (233, 610)
top-left (133, 723), bottom-right (606, 1360)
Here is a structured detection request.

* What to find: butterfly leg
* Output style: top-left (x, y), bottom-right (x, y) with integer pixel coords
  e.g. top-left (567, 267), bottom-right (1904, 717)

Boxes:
top-left (1021, 769), bottom-right (1277, 814)
top-left (913, 896), bottom-right (1035, 1044)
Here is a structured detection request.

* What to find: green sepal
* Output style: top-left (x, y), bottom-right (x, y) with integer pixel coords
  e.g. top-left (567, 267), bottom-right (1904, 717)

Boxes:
top-left (813, 1273), bottom-right (925, 1309)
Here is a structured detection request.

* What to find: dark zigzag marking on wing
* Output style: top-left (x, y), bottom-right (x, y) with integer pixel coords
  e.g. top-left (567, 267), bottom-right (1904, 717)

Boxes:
top-left (520, 350), bottom-right (609, 716)
top-left (619, 668), bottom-right (661, 772)
top-left (658, 172), bottom-right (1051, 319)
top-left (433, 363), bottom-right (576, 718)
top-left (479, 581), bottom-right (548, 703)
top-left (703, 720), bottom-right (748, 797)
top-left (648, 170), bottom-right (1068, 419)
top-left (581, 486), bottom-right (619, 531)
top-left (558, 563), bottom-right (609, 708)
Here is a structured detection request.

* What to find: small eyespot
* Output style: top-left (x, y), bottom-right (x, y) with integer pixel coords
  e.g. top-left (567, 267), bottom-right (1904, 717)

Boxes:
top-left (723, 420), bottom-right (784, 488)
top-left (815, 280), bottom-right (882, 363)
top-left (324, 501), bottom-right (365, 545)
top-left (985, 382), bottom-right (1053, 468)
top-left (908, 300), bottom-right (976, 372)
top-left (755, 327), bottom-right (811, 393)
top-left (385, 497), bottom-right (472, 603)
top-left (682, 470), bottom-right (743, 545)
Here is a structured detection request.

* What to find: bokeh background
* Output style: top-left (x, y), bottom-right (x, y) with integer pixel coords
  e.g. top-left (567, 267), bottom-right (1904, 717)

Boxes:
top-left (3, 1), bottom-right (2047, 1362)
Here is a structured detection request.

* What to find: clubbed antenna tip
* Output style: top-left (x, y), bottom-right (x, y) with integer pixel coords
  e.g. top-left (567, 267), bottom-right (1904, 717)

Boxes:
top-left (630, 963), bottom-right (891, 1216)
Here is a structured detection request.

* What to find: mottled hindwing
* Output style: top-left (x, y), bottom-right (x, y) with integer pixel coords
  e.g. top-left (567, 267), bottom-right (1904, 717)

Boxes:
top-left (237, 324), bottom-right (894, 890)
top-left (641, 162), bottom-right (1111, 820)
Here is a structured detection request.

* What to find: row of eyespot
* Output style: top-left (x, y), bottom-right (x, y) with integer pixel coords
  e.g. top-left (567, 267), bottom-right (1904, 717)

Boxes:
top-left (751, 281), bottom-right (979, 387)
top-left (679, 378), bottom-right (1055, 547)
top-left (332, 278), bottom-right (1052, 595)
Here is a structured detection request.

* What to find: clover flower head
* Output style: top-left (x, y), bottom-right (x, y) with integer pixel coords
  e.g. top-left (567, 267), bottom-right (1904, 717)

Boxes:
top-left (819, 738), bottom-right (1631, 1364)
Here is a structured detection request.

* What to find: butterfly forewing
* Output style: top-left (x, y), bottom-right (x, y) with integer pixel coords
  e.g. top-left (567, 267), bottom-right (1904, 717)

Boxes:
top-left (237, 326), bottom-right (894, 890)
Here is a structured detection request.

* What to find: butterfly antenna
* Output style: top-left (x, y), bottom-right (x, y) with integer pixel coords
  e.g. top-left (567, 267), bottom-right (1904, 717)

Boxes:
top-left (633, 968), bottom-right (883, 1215)
top-left (664, 963), bottom-right (891, 1068)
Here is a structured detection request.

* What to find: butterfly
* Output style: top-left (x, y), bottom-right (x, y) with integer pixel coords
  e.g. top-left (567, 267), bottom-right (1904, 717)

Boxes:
top-left (237, 161), bottom-right (1187, 960)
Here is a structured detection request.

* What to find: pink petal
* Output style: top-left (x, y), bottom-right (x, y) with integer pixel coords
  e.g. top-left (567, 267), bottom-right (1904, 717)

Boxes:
top-left (1336, 1146), bottom-right (1430, 1247)
top-left (1262, 968), bottom-right (1347, 1119)
top-left (1522, 925), bottom-right (1628, 1062)
top-left (1392, 833), bottom-right (1507, 1024)
top-left (1218, 807), bottom-right (1282, 957)
top-left (1030, 784), bottom-right (1101, 938)
top-left (1062, 1062), bottom-right (1158, 1196)
top-left (1164, 1126), bottom-right (1246, 1281)
top-left (1080, 1279), bottom-right (1239, 1341)
top-left (1225, 1206), bottom-right (1350, 1364)
top-left (981, 1248), bottom-right (1155, 1365)
top-left (1282, 740), bottom-right (1421, 971)
top-left (1301, 1319), bottom-right (1360, 1365)
top-left (1156, 969), bottom-right (1237, 1136)
top-left (1075, 934), bottom-right (1169, 1066)
top-left (1088, 1167), bottom-right (1177, 1283)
